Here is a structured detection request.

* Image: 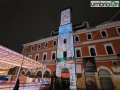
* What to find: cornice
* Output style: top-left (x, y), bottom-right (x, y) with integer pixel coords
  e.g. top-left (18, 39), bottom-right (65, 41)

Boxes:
top-left (73, 21), bottom-right (120, 35)
top-left (75, 56), bottom-right (119, 61)
top-left (76, 60), bottom-right (119, 63)
top-left (22, 36), bottom-right (58, 47)
top-left (22, 47), bottom-right (57, 54)
top-left (22, 21), bottom-right (120, 47)
top-left (74, 36), bottom-right (120, 46)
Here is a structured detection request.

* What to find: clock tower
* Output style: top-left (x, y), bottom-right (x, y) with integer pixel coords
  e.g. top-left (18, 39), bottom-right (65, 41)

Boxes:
top-left (56, 8), bottom-right (77, 89)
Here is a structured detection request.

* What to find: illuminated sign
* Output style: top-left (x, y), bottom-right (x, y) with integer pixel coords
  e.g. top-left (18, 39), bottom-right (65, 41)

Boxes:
top-left (61, 73), bottom-right (70, 78)
top-left (83, 57), bottom-right (97, 72)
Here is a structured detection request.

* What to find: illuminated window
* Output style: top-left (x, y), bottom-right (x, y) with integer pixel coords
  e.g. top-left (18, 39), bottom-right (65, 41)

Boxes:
top-left (53, 40), bottom-right (56, 46)
top-left (29, 55), bottom-right (32, 58)
top-left (35, 54), bottom-right (39, 61)
top-left (45, 42), bottom-right (48, 48)
top-left (103, 43), bottom-right (115, 55)
top-left (75, 35), bottom-right (79, 42)
top-left (63, 51), bottom-right (67, 58)
top-left (43, 52), bottom-right (47, 60)
top-left (31, 45), bottom-right (34, 51)
top-left (88, 46), bottom-right (97, 56)
top-left (87, 33), bottom-right (92, 40)
top-left (64, 39), bottom-right (67, 44)
top-left (38, 44), bottom-right (41, 49)
top-left (51, 51), bottom-right (56, 60)
top-left (100, 30), bottom-right (108, 37)
top-left (117, 27), bottom-right (120, 34)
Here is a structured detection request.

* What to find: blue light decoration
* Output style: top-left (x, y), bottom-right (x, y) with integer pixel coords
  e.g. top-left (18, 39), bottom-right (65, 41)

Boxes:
top-left (57, 23), bottom-right (75, 64)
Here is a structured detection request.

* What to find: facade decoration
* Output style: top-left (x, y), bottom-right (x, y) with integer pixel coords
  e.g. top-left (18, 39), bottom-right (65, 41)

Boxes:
top-left (19, 8), bottom-right (120, 90)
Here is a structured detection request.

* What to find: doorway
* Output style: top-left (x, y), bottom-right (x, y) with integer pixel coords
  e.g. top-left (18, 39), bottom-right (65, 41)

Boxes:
top-left (61, 68), bottom-right (70, 89)
top-left (99, 69), bottom-right (114, 90)
top-left (85, 72), bottom-right (97, 90)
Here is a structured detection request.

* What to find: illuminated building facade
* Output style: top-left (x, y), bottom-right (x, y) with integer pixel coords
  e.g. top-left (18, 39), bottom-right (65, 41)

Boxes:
top-left (21, 8), bottom-right (120, 90)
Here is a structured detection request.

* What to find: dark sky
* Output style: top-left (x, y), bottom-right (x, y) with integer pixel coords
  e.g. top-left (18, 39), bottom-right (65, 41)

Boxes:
top-left (0, 0), bottom-right (120, 53)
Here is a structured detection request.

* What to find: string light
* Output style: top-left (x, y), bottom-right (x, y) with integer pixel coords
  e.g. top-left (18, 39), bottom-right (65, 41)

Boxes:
top-left (0, 45), bottom-right (42, 69)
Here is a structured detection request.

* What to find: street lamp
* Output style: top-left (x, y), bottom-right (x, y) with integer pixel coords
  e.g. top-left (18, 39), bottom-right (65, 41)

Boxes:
top-left (40, 65), bottom-right (46, 89)
top-left (13, 56), bottom-right (24, 90)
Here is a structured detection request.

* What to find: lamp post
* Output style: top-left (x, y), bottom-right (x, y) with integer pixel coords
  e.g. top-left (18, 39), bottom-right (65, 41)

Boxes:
top-left (40, 65), bottom-right (45, 89)
top-left (13, 56), bottom-right (24, 90)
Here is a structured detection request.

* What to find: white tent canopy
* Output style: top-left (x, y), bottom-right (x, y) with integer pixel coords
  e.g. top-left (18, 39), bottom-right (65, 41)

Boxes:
top-left (0, 45), bottom-right (42, 69)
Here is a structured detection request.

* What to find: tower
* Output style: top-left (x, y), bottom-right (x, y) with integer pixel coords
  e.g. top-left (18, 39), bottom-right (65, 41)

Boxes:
top-left (56, 8), bottom-right (77, 89)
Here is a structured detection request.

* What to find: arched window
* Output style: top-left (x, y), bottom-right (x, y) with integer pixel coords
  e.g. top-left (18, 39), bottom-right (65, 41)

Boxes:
top-left (101, 31), bottom-right (107, 37)
top-left (106, 46), bottom-right (114, 54)
top-left (76, 50), bottom-right (81, 57)
top-left (64, 39), bottom-right (67, 44)
top-left (87, 34), bottom-right (92, 39)
top-left (43, 70), bottom-right (50, 77)
top-left (98, 69), bottom-right (110, 76)
top-left (21, 71), bottom-right (25, 75)
top-left (75, 36), bottom-right (79, 42)
top-left (52, 53), bottom-right (55, 60)
top-left (26, 71), bottom-right (31, 76)
top-left (43, 54), bottom-right (46, 60)
top-left (36, 71), bottom-right (42, 77)
top-left (90, 48), bottom-right (96, 56)
top-left (117, 28), bottom-right (120, 34)
top-left (35, 54), bottom-right (39, 61)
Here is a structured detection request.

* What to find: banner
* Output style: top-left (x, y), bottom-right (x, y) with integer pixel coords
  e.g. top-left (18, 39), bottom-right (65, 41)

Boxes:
top-left (83, 57), bottom-right (97, 72)
top-left (61, 73), bottom-right (70, 78)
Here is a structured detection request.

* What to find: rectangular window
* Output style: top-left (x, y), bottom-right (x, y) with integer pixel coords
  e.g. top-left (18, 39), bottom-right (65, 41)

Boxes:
top-left (31, 45), bottom-right (34, 51)
top-left (38, 44), bottom-right (41, 49)
top-left (53, 40), bottom-right (56, 46)
top-left (35, 54), bottom-right (39, 61)
top-left (100, 30), bottom-right (108, 37)
top-left (63, 51), bottom-right (67, 58)
top-left (43, 53), bottom-right (47, 60)
top-left (75, 35), bottom-right (79, 42)
top-left (45, 42), bottom-right (48, 48)
top-left (87, 33), bottom-right (92, 40)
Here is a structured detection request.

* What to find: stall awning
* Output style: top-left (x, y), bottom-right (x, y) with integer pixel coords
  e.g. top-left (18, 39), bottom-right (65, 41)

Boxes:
top-left (0, 45), bottom-right (42, 69)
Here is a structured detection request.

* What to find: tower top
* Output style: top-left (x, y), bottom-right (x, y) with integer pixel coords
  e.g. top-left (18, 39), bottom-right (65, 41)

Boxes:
top-left (60, 8), bottom-right (71, 25)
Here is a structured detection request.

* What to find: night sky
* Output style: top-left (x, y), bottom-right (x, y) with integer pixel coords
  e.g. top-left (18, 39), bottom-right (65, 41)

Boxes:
top-left (0, 0), bottom-right (120, 53)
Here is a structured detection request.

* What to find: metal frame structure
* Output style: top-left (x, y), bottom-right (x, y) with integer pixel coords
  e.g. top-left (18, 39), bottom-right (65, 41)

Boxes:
top-left (0, 45), bottom-right (42, 69)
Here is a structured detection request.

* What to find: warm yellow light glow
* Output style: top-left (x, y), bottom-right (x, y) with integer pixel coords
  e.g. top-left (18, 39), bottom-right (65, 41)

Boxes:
top-left (0, 45), bottom-right (42, 69)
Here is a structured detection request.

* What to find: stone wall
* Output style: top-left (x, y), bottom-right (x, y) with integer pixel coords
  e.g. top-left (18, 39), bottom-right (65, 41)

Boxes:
top-left (112, 75), bottom-right (120, 90)
top-left (76, 66), bottom-right (120, 90)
